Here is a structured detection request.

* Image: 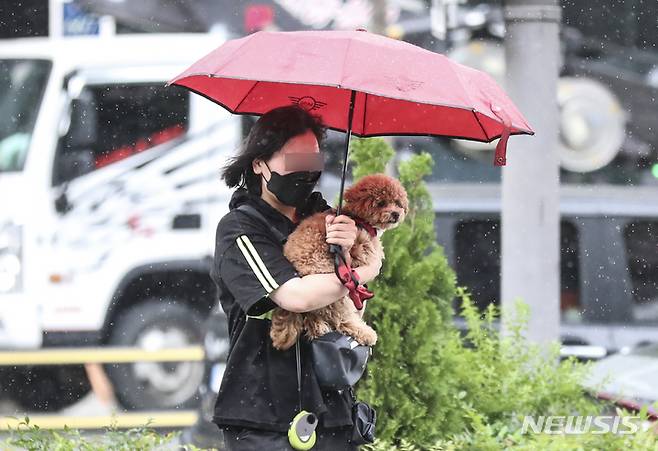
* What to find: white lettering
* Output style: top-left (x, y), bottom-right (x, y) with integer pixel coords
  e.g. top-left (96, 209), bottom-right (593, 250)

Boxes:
top-left (521, 415), bottom-right (545, 434)
top-left (544, 416), bottom-right (565, 434)
top-left (619, 416), bottom-right (640, 435)
top-left (592, 415), bottom-right (612, 434)
top-left (522, 415), bottom-right (643, 435)
top-left (564, 415), bottom-right (591, 434)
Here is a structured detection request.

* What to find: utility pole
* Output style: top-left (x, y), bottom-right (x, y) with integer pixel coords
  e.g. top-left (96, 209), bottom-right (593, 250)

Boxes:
top-left (501, 0), bottom-right (561, 346)
top-left (370, 0), bottom-right (388, 35)
top-left (49, 0), bottom-right (63, 39)
top-left (370, 0), bottom-right (397, 171)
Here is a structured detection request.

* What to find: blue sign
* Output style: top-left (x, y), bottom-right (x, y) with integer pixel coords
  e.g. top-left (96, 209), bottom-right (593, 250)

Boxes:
top-left (63, 2), bottom-right (100, 36)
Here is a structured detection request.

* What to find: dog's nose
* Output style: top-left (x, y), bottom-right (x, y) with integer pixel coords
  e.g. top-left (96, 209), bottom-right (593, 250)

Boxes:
top-left (391, 211), bottom-right (399, 221)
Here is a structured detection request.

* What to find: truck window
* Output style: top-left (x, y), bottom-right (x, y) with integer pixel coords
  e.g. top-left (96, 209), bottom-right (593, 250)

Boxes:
top-left (0, 59), bottom-right (51, 172)
top-left (53, 83), bottom-right (189, 185)
top-left (624, 221), bottom-right (658, 322)
top-left (453, 219), bottom-right (582, 322)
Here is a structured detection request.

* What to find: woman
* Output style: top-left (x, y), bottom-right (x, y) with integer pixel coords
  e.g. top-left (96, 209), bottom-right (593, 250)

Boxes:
top-left (210, 105), bottom-right (382, 450)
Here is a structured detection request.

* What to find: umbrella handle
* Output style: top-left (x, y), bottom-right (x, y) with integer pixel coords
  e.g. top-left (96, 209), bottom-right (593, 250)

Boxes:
top-left (335, 89), bottom-right (357, 216)
top-left (329, 243), bottom-right (342, 255)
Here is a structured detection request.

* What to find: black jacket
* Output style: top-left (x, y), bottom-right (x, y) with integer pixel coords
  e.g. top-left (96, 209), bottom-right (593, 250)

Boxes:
top-left (210, 188), bottom-right (354, 431)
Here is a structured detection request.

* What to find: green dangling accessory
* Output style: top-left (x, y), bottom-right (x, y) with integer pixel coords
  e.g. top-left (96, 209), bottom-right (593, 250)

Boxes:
top-left (288, 410), bottom-right (317, 450)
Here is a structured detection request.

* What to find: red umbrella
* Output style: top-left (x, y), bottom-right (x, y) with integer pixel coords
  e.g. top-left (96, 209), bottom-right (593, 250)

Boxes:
top-left (169, 29), bottom-right (533, 213)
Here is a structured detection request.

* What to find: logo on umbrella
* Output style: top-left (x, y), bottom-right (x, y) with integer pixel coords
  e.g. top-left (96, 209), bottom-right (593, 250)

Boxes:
top-left (289, 96), bottom-right (327, 111)
top-left (383, 75), bottom-right (424, 93)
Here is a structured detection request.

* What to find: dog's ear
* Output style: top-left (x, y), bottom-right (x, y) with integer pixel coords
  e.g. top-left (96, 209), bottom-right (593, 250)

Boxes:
top-left (343, 181), bottom-right (370, 205)
top-left (344, 176), bottom-right (384, 214)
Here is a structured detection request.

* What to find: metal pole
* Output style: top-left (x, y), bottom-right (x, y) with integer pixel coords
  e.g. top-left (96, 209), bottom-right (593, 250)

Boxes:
top-left (335, 90), bottom-right (357, 217)
top-left (370, 0), bottom-right (388, 35)
top-left (501, 0), bottom-right (561, 346)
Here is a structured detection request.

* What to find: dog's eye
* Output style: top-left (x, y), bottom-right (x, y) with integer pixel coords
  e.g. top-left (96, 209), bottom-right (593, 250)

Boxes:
top-left (376, 200), bottom-right (386, 208)
top-left (395, 201), bottom-right (403, 208)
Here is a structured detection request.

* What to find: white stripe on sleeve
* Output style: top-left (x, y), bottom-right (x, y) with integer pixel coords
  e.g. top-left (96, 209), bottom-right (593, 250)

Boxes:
top-left (238, 235), bottom-right (280, 290)
top-left (236, 235), bottom-right (274, 293)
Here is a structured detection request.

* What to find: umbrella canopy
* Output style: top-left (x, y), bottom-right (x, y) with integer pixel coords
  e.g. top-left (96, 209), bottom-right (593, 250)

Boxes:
top-left (169, 29), bottom-right (532, 149)
top-left (169, 29), bottom-right (533, 215)
top-left (169, 29), bottom-right (535, 304)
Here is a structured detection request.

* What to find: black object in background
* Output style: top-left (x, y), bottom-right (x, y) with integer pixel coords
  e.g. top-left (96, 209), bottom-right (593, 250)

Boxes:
top-left (0, 0), bottom-right (48, 38)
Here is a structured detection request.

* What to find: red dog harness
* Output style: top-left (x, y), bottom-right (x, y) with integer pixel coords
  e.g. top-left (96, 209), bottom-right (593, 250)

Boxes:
top-left (352, 217), bottom-right (377, 239)
top-left (331, 215), bottom-right (377, 310)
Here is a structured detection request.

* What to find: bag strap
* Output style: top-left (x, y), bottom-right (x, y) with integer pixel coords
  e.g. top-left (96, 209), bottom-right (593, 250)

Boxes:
top-left (348, 385), bottom-right (357, 403)
top-left (235, 204), bottom-right (287, 245)
top-left (295, 338), bottom-right (302, 412)
top-left (237, 205), bottom-right (302, 409)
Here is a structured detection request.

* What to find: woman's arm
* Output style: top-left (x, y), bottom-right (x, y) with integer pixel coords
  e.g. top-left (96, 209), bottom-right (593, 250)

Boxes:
top-left (357, 300), bottom-right (367, 318)
top-left (270, 260), bottom-right (381, 313)
top-left (270, 213), bottom-right (382, 313)
top-left (269, 273), bottom-right (348, 312)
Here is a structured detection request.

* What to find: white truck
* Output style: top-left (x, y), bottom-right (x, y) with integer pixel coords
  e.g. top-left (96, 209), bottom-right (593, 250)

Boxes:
top-left (0, 33), bottom-right (241, 410)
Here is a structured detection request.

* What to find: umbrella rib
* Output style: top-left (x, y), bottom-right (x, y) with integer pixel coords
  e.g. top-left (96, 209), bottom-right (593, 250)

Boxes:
top-left (175, 84), bottom-right (532, 142)
top-left (447, 63), bottom-right (511, 139)
top-left (473, 111), bottom-right (491, 141)
top-left (449, 62), bottom-right (480, 117)
top-left (339, 36), bottom-right (355, 91)
top-left (175, 73), bottom-right (532, 135)
top-left (233, 80), bottom-right (261, 112)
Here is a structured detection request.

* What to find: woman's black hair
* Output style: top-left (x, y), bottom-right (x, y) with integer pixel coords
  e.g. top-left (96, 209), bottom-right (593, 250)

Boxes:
top-left (222, 105), bottom-right (326, 195)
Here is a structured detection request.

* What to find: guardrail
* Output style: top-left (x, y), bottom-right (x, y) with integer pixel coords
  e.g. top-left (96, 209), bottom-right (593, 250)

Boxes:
top-left (0, 346), bottom-right (205, 431)
top-left (0, 346), bottom-right (204, 365)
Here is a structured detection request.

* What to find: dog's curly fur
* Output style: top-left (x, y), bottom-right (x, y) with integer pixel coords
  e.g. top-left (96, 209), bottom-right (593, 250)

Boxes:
top-left (269, 174), bottom-right (408, 350)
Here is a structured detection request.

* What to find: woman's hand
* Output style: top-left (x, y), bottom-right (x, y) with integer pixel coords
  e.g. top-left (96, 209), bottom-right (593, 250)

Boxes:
top-left (325, 214), bottom-right (357, 254)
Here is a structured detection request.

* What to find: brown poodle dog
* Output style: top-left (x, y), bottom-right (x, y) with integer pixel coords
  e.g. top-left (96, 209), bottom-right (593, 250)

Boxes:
top-left (269, 174), bottom-right (408, 351)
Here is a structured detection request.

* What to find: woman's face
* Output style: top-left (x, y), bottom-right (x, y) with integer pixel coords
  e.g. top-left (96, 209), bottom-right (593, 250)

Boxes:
top-left (252, 129), bottom-right (322, 178)
top-left (252, 130), bottom-right (323, 208)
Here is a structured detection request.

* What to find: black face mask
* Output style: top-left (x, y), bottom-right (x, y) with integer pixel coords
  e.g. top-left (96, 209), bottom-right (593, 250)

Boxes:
top-left (262, 162), bottom-right (321, 208)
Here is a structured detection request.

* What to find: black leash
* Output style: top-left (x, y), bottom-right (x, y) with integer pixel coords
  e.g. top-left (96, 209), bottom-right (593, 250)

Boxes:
top-left (237, 203), bottom-right (320, 449)
top-left (237, 204), bottom-right (302, 408)
top-left (295, 338), bottom-right (302, 412)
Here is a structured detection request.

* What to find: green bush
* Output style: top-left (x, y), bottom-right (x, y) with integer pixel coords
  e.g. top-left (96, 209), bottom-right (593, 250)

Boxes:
top-left (352, 138), bottom-right (458, 444)
top-left (4, 417), bottom-right (203, 451)
top-left (350, 137), bottom-right (658, 450)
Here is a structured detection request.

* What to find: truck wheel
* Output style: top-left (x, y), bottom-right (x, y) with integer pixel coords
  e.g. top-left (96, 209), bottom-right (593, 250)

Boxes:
top-left (105, 300), bottom-right (205, 410)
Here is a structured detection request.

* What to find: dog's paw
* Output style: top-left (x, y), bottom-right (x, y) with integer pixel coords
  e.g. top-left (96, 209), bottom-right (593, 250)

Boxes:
top-left (338, 322), bottom-right (378, 346)
top-left (354, 325), bottom-right (378, 346)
